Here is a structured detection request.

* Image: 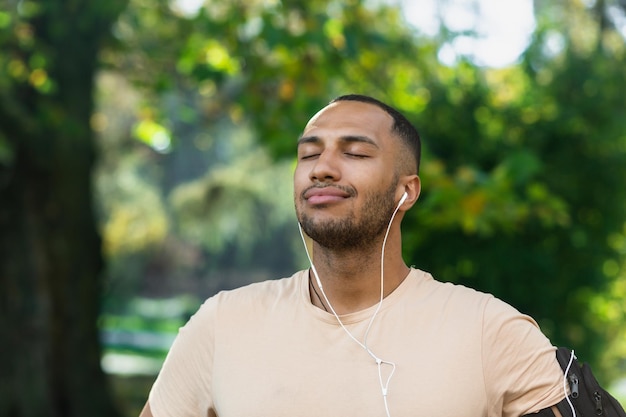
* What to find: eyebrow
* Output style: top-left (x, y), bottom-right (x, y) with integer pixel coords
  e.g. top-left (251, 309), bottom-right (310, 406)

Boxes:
top-left (297, 135), bottom-right (380, 148)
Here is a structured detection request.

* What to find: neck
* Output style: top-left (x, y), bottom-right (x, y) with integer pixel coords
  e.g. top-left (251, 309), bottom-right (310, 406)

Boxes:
top-left (309, 230), bottom-right (409, 314)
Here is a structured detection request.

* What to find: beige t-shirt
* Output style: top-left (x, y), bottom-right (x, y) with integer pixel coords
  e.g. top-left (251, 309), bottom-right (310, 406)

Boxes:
top-left (148, 269), bottom-right (565, 417)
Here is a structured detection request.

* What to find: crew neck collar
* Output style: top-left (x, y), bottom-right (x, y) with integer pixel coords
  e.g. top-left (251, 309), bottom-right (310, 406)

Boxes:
top-left (299, 268), bottom-right (424, 325)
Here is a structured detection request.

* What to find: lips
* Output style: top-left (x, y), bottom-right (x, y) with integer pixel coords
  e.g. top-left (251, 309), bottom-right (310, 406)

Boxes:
top-left (303, 186), bottom-right (352, 205)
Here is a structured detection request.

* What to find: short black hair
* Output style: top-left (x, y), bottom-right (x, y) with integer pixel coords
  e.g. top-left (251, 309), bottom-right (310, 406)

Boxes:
top-left (330, 94), bottom-right (421, 174)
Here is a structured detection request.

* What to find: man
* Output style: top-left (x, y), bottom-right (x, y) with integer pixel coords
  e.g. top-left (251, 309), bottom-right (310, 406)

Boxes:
top-left (140, 94), bottom-right (566, 417)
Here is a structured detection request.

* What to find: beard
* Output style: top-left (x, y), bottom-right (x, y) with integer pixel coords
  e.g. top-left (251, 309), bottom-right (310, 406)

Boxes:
top-left (296, 179), bottom-right (399, 251)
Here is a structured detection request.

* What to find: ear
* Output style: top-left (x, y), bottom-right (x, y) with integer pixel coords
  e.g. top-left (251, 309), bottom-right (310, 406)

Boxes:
top-left (398, 175), bottom-right (420, 211)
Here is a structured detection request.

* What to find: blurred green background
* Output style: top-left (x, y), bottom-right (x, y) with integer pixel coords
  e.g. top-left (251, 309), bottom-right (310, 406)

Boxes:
top-left (1, 0), bottom-right (625, 416)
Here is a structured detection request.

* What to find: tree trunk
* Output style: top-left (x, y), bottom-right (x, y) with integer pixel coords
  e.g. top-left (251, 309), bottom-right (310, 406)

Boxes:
top-left (0, 1), bottom-right (126, 416)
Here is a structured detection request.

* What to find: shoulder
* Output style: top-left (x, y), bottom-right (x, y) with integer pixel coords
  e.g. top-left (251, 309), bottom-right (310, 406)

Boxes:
top-left (414, 271), bottom-right (563, 415)
top-left (210, 270), bottom-right (304, 305)
top-left (413, 269), bottom-right (499, 315)
top-left (160, 270), bottom-right (306, 365)
top-left (412, 270), bottom-right (543, 344)
top-left (190, 270), bottom-right (305, 323)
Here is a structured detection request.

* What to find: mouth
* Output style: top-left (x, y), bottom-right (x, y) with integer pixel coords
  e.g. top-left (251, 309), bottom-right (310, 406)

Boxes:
top-left (302, 185), bottom-right (353, 206)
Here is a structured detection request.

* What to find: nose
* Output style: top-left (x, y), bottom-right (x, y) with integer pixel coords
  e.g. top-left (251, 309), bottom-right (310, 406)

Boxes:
top-left (309, 150), bottom-right (341, 183)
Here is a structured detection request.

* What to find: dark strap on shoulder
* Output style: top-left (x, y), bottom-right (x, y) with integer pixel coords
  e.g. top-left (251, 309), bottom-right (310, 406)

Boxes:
top-left (524, 347), bottom-right (626, 417)
top-left (523, 407), bottom-right (558, 417)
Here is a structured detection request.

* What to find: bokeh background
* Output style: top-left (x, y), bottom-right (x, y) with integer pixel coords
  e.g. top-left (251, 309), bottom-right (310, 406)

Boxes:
top-left (1, 0), bottom-right (625, 416)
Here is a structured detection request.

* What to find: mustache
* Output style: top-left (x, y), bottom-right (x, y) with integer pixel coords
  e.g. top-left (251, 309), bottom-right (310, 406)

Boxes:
top-left (300, 184), bottom-right (357, 200)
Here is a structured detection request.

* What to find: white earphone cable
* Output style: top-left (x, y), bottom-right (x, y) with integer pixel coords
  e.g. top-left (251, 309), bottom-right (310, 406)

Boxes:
top-left (564, 350), bottom-right (577, 417)
top-left (297, 194), bottom-right (405, 417)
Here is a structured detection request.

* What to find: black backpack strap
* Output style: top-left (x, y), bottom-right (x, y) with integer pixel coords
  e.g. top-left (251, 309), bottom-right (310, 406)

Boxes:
top-left (524, 407), bottom-right (559, 417)
top-left (555, 347), bottom-right (626, 417)
top-left (523, 347), bottom-right (626, 417)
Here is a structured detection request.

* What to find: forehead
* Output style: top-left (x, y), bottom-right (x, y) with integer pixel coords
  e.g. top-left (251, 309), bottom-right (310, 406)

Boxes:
top-left (301, 101), bottom-right (394, 143)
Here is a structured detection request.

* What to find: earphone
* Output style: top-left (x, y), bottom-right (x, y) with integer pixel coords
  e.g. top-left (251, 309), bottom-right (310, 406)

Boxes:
top-left (398, 191), bottom-right (408, 207)
top-left (297, 188), bottom-right (408, 417)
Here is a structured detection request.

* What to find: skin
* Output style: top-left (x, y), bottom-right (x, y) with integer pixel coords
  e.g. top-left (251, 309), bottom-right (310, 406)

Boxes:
top-left (294, 100), bottom-right (420, 314)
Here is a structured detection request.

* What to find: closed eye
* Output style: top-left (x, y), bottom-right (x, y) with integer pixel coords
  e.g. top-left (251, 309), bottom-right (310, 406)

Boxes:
top-left (345, 152), bottom-right (369, 158)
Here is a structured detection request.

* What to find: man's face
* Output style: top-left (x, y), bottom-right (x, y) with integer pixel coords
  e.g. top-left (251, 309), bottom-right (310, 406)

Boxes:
top-left (294, 101), bottom-right (400, 250)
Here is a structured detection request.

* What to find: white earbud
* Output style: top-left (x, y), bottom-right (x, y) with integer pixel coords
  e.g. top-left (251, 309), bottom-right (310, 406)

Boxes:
top-left (398, 191), bottom-right (408, 207)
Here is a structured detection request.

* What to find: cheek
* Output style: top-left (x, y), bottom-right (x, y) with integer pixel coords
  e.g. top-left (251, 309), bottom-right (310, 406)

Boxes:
top-left (293, 168), bottom-right (307, 199)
